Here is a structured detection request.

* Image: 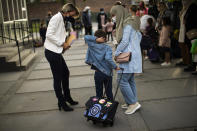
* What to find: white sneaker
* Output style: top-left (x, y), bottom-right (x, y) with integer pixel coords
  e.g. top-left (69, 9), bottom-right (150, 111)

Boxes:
top-left (125, 102), bottom-right (141, 115)
top-left (121, 104), bottom-right (128, 109)
top-left (161, 62), bottom-right (171, 66)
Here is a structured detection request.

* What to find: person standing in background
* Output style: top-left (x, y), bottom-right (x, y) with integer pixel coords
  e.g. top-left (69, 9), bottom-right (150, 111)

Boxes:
top-left (136, 1), bottom-right (148, 17)
top-left (46, 10), bottom-right (53, 27)
top-left (82, 6), bottom-right (92, 35)
top-left (97, 8), bottom-right (107, 30)
top-left (177, 0), bottom-right (197, 72)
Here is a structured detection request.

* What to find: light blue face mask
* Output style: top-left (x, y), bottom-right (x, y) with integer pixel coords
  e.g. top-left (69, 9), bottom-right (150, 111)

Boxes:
top-left (100, 11), bottom-right (104, 14)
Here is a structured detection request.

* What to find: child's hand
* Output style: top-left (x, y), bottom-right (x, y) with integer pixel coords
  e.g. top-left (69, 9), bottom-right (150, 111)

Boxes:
top-left (115, 67), bottom-right (120, 70)
top-left (96, 37), bottom-right (106, 43)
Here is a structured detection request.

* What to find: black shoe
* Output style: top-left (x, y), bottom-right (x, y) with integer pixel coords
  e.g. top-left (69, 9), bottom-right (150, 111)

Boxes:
top-left (184, 66), bottom-right (196, 72)
top-left (192, 71), bottom-right (197, 75)
top-left (67, 99), bottom-right (79, 105)
top-left (58, 102), bottom-right (73, 111)
top-left (176, 61), bottom-right (187, 66)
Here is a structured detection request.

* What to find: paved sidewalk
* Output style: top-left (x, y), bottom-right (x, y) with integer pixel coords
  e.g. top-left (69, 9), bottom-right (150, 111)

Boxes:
top-left (0, 34), bottom-right (197, 130)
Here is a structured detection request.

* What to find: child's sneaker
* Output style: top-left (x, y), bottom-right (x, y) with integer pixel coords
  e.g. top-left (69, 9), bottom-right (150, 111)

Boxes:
top-left (161, 62), bottom-right (171, 66)
top-left (125, 102), bottom-right (141, 115)
top-left (121, 104), bottom-right (128, 109)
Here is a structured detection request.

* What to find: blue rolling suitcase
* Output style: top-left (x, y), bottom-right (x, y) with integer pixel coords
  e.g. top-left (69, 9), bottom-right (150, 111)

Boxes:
top-left (84, 69), bottom-right (123, 126)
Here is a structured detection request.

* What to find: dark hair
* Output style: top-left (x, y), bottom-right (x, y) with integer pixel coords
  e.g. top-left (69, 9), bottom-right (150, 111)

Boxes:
top-left (147, 18), bottom-right (153, 26)
top-left (130, 5), bottom-right (138, 13)
top-left (107, 18), bottom-right (112, 22)
top-left (162, 17), bottom-right (171, 26)
top-left (100, 8), bottom-right (104, 11)
top-left (94, 29), bottom-right (107, 38)
top-left (115, 1), bottom-right (122, 5)
top-left (139, 1), bottom-right (146, 10)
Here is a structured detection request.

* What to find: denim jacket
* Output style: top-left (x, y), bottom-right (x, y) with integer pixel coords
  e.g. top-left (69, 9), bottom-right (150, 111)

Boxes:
top-left (84, 35), bottom-right (117, 76)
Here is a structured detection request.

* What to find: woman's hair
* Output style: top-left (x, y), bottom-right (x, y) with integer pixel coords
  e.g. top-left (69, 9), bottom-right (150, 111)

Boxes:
top-left (94, 29), bottom-right (107, 38)
top-left (162, 17), bottom-right (171, 26)
top-left (130, 5), bottom-right (138, 13)
top-left (147, 18), bottom-right (153, 26)
top-left (62, 3), bottom-right (79, 16)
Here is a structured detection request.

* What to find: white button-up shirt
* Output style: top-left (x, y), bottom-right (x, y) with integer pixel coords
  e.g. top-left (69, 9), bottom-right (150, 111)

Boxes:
top-left (44, 12), bottom-right (66, 54)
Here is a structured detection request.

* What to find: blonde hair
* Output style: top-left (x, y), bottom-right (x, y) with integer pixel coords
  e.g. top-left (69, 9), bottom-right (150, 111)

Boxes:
top-left (62, 3), bottom-right (79, 16)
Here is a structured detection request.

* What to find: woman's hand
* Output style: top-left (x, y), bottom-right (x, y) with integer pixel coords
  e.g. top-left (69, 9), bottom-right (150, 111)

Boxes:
top-left (96, 37), bottom-right (106, 43)
top-left (62, 42), bottom-right (71, 51)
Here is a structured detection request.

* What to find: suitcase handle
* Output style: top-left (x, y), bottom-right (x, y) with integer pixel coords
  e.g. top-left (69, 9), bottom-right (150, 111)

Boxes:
top-left (113, 68), bottom-right (124, 100)
top-left (102, 68), bottom-right (124, 100)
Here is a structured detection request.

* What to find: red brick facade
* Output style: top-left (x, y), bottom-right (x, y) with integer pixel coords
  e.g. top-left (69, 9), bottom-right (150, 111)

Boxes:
top-left (27, 0), bottom-right (131, 20)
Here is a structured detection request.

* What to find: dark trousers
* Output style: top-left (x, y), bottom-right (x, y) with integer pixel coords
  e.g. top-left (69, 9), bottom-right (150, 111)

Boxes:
top-left (85, 26), bottom-right (92, 35)
top-left (45, 49), bottom-right (71, 103)
top-left (94, 71), bottom-right (113, 100)
top-left (107, 32), bottom-right (113, 41)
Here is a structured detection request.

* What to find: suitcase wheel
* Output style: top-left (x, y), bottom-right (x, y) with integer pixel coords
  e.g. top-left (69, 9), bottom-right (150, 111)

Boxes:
top-left (110, 122), bottom-right (114, 127)
top-left (92, 121), bottom-right (96, 125)
top-left (102, 123), bottom-right (107, 127)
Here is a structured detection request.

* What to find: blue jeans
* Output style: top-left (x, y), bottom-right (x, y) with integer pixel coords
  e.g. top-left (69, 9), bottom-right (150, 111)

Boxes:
top-left (94, 71), bottom-right (113, 100)
top-left (117, 73), bottom-right (137, 104)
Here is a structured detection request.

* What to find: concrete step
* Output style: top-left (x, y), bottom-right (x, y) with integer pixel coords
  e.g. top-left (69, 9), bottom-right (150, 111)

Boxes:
top-left (0, 46), bottom-right (24, 61)
top-left (17, 52), bottom-right (37, 70)
top-left (0, 43), bottom-right (16, 48)
top-left (8, 49), bottom-right (31, 65)
top-left (0, 46), bottom-right (24, 52)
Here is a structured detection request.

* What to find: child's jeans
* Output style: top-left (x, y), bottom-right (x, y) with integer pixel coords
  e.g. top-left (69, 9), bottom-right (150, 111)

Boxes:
top-left (94, 70), bottom-right (113, 100)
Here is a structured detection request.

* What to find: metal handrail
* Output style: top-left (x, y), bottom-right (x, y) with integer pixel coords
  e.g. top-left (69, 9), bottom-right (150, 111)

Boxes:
top-left (0, 35), bottom-right (21, 67)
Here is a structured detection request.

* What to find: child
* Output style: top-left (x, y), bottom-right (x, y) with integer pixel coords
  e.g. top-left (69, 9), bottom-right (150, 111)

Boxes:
top-left (159, 17), bottom-right (171, 66)
top-left (103, 18), bottom-right (114, 41)
top-left (84, 29), bottom-right (119, 100)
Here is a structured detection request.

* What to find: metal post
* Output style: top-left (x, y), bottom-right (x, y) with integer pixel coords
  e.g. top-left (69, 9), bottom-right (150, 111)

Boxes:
top-left (0, 24), bottom-right (5, 44)
top-left (26, 21), bottom-right (29, 44)
top-left (18, 22), bottom-right (21, 40)
top-left (7, 24), bottom-right (11, 43)
top-left (35, 20), bottom-right (38, 40)
top-left (21, 22), bottom-right (24, 45)
top-left (14, 21), bottom-right (22, 67)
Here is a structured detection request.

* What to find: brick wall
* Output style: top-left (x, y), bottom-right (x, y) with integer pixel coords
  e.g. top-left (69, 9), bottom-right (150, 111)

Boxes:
top-left (27, 0), bottom-right (131, 20)
top-left (27, 2), bottom-right (62, 20)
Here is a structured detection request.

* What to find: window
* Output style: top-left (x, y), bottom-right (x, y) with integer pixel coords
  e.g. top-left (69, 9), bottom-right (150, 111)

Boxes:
top-left (1, 0), bottom-right (28, 22)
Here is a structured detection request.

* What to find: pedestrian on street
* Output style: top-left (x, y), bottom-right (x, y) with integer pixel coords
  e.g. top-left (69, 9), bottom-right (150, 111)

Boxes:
top-left (176, 0), bottom-right (197, 73)
top-left (159, 17), bottom-right (172, 66)
top-left (82, 6), bottom-right (92, 35)
top-left (110, 5), bottom-right (142, 115)
top-left (102, 18), bottom-right (114, 41)
top-left (46, 10), bottom-right (53, 27)
top-left (84, 30), bottom-right (120, 100)
top-left (97, 8), bottom-right (107, 30)
top-left (44, 3), bottom-right (79, 112)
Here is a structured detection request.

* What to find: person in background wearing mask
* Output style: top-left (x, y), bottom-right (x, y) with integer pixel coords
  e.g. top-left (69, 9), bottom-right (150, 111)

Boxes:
top-left (82, 6), bottom-right (92, 35)
top-left (44, 3), bottom-right (79, 112)
top-left (136, 1), bottom-right (148, 17)
top-left (46, 10), bottom-right (53, 27)
top-left (97, 8), bottom-right (107, 30)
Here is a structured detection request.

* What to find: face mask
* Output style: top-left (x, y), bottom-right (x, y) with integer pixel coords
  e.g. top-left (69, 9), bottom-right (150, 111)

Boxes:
top-left (112, 16), bottom-right (116, 22)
